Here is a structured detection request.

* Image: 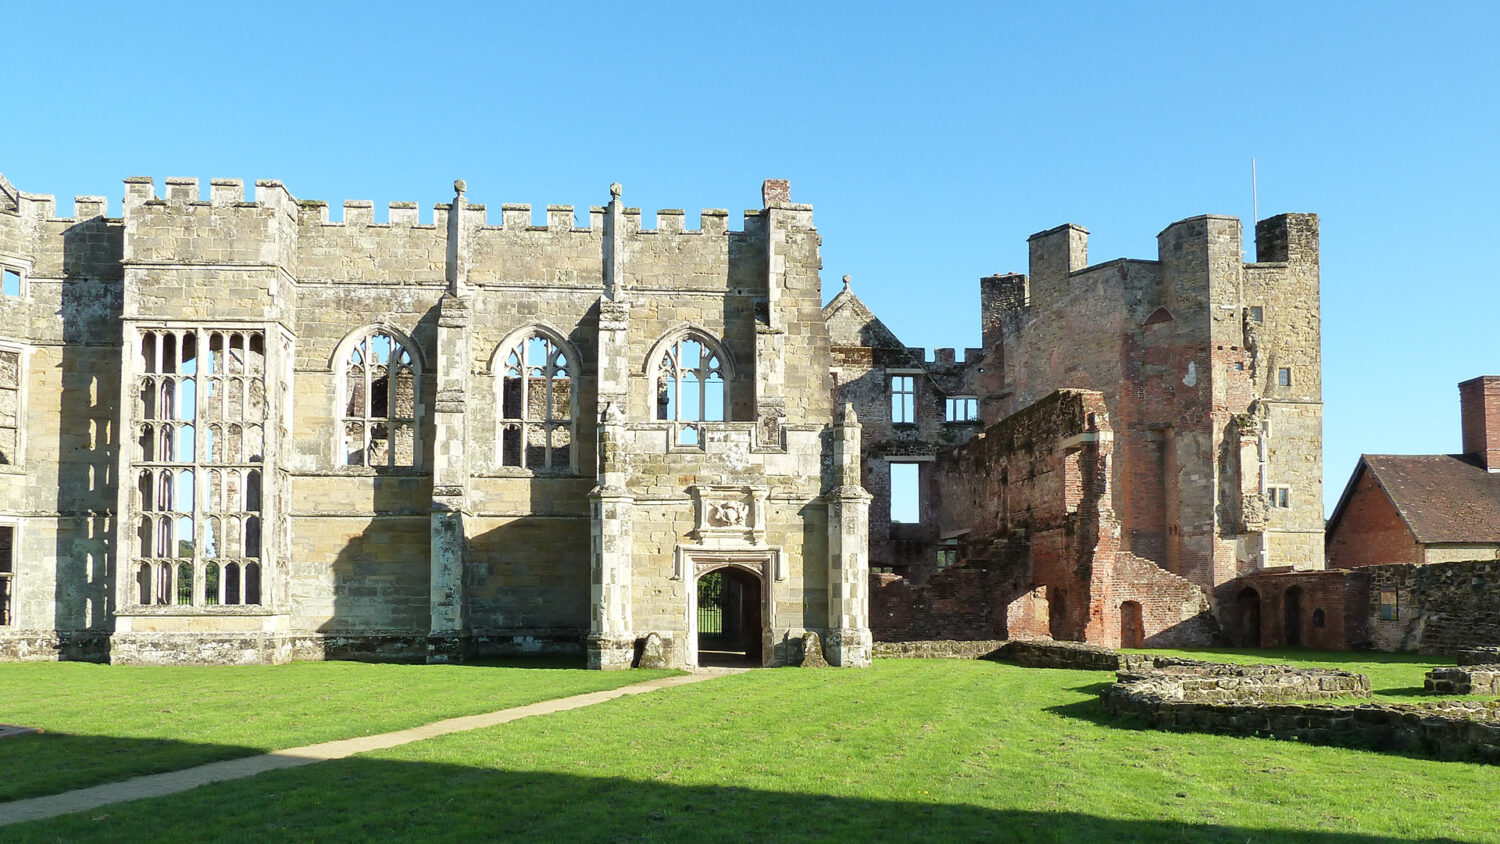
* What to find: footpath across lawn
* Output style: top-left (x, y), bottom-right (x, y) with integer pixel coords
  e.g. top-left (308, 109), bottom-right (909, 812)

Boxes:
top-left (9, 657), bottom-right (1499, 843)
top-left (0, 658), bottom-right (678, 801)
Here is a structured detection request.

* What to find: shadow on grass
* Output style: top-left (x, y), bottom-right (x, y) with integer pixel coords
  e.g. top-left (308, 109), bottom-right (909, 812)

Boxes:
top-left (4, 751), bottom-right (1458, 843)
top-left (0, 731), bottom-right (263, 803)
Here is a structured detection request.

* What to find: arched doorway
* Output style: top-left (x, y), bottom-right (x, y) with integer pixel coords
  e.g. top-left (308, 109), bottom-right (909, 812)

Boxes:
top-left (1119, 601), bottom-right (1145, 649)
top-left (1284, 586), bottom-right (1304, 647)
top-left (1236, 587), bottom-right (1262, 647)
top-left (695, 566), bottom-right (763, 667)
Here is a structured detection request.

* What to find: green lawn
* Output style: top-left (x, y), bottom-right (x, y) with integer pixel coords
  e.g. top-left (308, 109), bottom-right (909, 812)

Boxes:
top-left (1125, 647), bottom-right (1473, 703)
top-left (9, 657), bottom-right (1499, 843)
top-left (0, 658), bottom-right (677, 801)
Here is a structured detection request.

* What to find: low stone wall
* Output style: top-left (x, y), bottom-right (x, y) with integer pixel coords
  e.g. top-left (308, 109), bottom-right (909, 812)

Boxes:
top-left (1104, 664), bottom-right (1500, 764)
top-left (873, 640), bottom-right (1007, 659)
top-left (1111, 662), bottom-right (1371, 704)
top-left (1458, 646), bottom-right (1500, 666)
top-left (997, 639), bottom-right (1123, 670)
top-left (1426, 665), bottom-right (1500, 695)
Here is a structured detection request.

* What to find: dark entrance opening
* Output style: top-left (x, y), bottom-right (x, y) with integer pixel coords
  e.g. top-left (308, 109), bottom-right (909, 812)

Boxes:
top-left (1048, 588), bottom-right (1068, 640)
top-left (1284, 586), bottom-right (1304, 647)
top-left (1119, 600), bottom-right (1145, 649)
top-left (696, 567), bottom-right (762, 667)
top-left (1236, 587), bottom-right (1262, 647)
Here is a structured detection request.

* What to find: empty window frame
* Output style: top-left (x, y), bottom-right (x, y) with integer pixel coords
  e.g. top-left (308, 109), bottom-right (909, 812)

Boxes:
top-left (945, 395), bottom-right (978, 422)
top-left (0, 348), bottom-right (19, 465)
top-left (1266, 486), bottom-right (1290, 509)
top-left (0, 525), bottom-right (12, 625)
top-left (1379, 589), bottom-right (1398, 621)
top-left (1277, 367), bottom-right (1292, 387)
top-left (890, 461), bottom-right (920, 524)
top-left (341, 330), bottom-right (418, 467)
top-left (937, 541), bottom-right (958, 569)
top-left (655, 334), bottom-right (727, 447)
top-left (1248, 305), bottom-right (1264, 323)
top-left (891, 375), bottom-right (916, 424)
top-left (499, 332), bottom-right (573, 470)
top-left (1, 267), bottom-right (20, 298)
top-left (132, 328), bottom-right (265, 609)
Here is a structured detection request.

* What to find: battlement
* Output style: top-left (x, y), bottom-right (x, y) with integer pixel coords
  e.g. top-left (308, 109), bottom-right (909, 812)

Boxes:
top-left (103, 177), bottom-right (806, 238)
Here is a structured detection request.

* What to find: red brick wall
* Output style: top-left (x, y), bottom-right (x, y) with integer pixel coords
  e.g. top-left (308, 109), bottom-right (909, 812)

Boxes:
top-left (1326, 468), bottom-right (1421, 569)
top-left (1224, 569), bottom-right (1369, 650)
top-left (1459, 376), bottom-right (1500, 470)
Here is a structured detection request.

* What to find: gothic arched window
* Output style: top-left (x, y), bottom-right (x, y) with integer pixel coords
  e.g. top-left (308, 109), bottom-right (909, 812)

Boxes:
top-left (341, 330), bottom-right (418, 467)
top-left (498, 332), bottom-right (574, 470)
top-left (654, 333), bottom-right (727, 446)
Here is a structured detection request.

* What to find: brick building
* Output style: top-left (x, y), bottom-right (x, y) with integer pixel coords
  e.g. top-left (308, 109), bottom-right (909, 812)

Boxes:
top-left (830, 213), bottom-right (1324, 648)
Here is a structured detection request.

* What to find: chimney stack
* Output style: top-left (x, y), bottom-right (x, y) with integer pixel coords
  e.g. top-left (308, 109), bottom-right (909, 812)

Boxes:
top-left (1459, 376), bottom-right (1500, 471)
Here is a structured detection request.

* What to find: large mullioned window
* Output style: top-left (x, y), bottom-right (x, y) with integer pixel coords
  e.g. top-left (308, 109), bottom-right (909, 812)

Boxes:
top-left (341, 330), bottom-right (418, 468)
top-left (0, 347), bottom-right (19, 464)
top-left (655, 334), bottom-right (726, 446)
top-left (499, 332), bottom-right (573, 470)
top-left (132, 329), bottom-right (265, 608)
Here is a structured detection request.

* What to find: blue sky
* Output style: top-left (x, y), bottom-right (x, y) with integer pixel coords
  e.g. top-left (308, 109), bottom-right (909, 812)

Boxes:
top-left (4, 2), bottom-right (1496, 514)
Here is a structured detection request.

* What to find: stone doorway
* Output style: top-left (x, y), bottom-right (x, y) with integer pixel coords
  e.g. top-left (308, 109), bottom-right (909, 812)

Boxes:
top-left (1284, 586), bottom-right (1304, 647)
top-left (694, 566), bottom-right (763, 668)
top-left (1236, 587), bottom-right (1262, 647)
top-left (1119, 600), bottom-right (1145, 648)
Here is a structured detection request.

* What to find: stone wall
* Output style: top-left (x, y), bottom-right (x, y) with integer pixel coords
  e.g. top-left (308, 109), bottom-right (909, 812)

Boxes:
top-left (871, 639), bottom-right (1006, 659)
top-left (1224, 568), bottom-right (1370, 650)
top-left (1104, 668), bottom-right (1500, 764)
top-left (1425, 665), bottom-right (1500, 696)
top-left (1365, 559), bottom-right (1500, 653)
top-left (0, 174), bottom-right (869, 667)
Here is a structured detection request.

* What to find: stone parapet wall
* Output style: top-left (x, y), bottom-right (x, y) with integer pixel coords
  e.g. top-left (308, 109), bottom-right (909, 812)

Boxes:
top-left (1426, 666), bottom-right (1500, 696)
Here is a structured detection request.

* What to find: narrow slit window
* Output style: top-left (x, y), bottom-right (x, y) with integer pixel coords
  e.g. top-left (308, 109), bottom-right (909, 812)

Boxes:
top-left (0, 525), bottom-right (13, 625)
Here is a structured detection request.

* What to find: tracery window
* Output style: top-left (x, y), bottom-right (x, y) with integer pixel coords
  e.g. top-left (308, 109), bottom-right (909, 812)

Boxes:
top-left (132, 329), bottom-right (264, 608)
top-left (499, 332), bottom-right (573, 470)
top-left (341, 330), bottom-right (418, 468)
top-left (654, 334), bottom-right (726, 446)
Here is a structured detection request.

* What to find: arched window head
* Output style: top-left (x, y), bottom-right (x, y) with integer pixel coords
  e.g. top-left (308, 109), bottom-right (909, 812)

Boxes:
top-left (655, 335), bottom-right (726, 445)
top-left (342, 330), bottom-right (418, 467)
top-left (499, 332), bottom-right (573, 470)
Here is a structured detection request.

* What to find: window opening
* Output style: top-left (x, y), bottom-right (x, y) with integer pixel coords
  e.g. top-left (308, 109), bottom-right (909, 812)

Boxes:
top-left (132, 329), bottom-right (265, 609)
top-left (655, 335), bottom-right (725, 447)
top-left (890, 462), bottom-right (920, 524)
top-left (1266, 486), bottom-right (1290, 509)
top-left (1, 268), bottom-right (19, 298)
top-left (1379, 589), bottom-right (1398, 621)
top-left (1248, 306), bottom-right (1263, 323)
top-left (0, 525), bottom-right (12, 625)
top-left (1277, 367), bottom-right (1292, 387)
top-left (500, 333), bottom-right (573, 469)
top-left (0, 349), bottom-right (18, 464)
top-left (945, 395), bottom-right (977, 422)
top-left (891, 376), bottom-right (915, 424)
top-left (937, 541), bottom-right (958, 569)
top-left (342, 331), bottom-right (417, 467)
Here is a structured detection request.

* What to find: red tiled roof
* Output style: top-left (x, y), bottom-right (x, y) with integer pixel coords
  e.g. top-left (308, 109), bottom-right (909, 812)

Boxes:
top-left (1362, 454), bottom-right (1500, 544)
